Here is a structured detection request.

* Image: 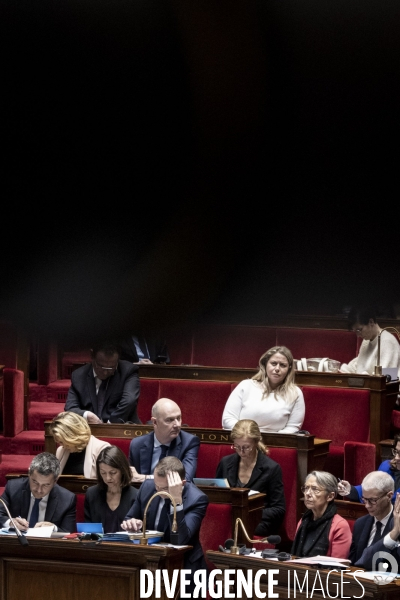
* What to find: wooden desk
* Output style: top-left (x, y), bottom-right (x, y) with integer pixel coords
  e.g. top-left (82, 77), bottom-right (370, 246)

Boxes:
top-left (5, 473), bottom-right (266, 544)
top-left (206, 550), bottom-right (400, 599)
top-left (0, 535), bottom-right (189, 600)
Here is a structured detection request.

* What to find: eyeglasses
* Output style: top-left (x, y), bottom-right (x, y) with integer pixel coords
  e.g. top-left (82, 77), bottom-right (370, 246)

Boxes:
top-left (360, 494), bottom-right (386, 506)
top-left (94, 360), bottom-right (117, 372)
top-left (231, 445), bottom-right (252, 453)
top-left (301, 485), bottom-right (325, 495)
top-left (392, 449), bottom-right (400, 457)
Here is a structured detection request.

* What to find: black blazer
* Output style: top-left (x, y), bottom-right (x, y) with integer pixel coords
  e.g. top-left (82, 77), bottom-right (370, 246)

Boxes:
top-left (84, 485), bottom-right (138, 532)
top-left (0, 477), bottom-right (76, 533)
top-left (216, 451), bottom-right (286, 536)
top-left (350, 512), bottom-right (393, 564)
top-left (119, 336), bottom-right (170, 364)
top-left (64, 360), bottom-right (141, 424)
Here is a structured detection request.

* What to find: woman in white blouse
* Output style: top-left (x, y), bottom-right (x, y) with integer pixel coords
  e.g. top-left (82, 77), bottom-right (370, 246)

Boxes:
top-left (222, 346), bottom-right (305, 433)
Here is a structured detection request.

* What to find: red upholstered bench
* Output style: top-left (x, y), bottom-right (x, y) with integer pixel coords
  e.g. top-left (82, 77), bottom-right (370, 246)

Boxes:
top-left (302, 386), bottom-right (371, 479)
top-left (196, 444), bottom-right (235, 478)
top-left (268, 447), bottom-right (298, 545)
top-left (199, 503), bottom-right (233, 571)
top-left (137, 379), bottom-right (160, 423)
top-left (157, 380), bottom-right (233, 428)
top-left (343, 441), bottom-right (376, 484)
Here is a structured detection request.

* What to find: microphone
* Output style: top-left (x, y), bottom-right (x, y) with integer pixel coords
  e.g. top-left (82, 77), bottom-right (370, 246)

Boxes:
top-left (0, 498), bottom-right (29, 546)
top-left (265, 535), bottom-right (281, 545)
top-left (219, 538), bottom-right (235, 553)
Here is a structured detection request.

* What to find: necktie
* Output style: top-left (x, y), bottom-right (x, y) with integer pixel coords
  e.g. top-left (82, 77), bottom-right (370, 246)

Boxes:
top-left (29, 498), bottom-right (41, 528)
top-left (97, 380), bottom-right (107, 419)
top-left (371, 521), bottom-right (383, 546)
top-left (156, 498), bottom-right (170, 531)
top-left (159, 445), bottom-right (169, 461)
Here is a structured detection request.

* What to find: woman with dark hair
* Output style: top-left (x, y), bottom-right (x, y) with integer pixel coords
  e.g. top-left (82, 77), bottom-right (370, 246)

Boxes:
top-left (222, 346), bottom-right (305, 433)
top-left (292, 471), bottom-right (351, 558)
top-left (338, 433), bottom-right (400, 503)
top-left (215, 419), bottom-right (285, 536)
top-left (84, 445), bottom-right (137, 533)
top-left (340, 305), bottom-right (400, 376)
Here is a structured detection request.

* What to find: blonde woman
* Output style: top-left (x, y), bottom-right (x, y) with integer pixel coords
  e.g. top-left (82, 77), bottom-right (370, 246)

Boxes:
top-left (216, 419), bottom-right (285, 536)
top-left (48, 411), bottom-right (110, 478)
top-left (222, 346), bottom-right (305, 433)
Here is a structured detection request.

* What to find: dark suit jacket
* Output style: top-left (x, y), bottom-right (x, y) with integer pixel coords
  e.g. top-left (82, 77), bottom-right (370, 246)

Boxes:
top-left (353, 514), bottom-right (400, 571)
top-left (0, 477), bottom-right (76, 532)
top-left (123, 479), bottom-right (209, 572)
top-left (84, 484), bottom-right (138, 532)
top-left (215, 451), bottom-right (286, 536)
top-left (128, 431), bottom-right (200, 482)
top-left (119, 336), bottom-right (170, 364)
top-left (64, 360), bottom-right (141, 424)
top-left (349, 513), bottom-right (392, 564)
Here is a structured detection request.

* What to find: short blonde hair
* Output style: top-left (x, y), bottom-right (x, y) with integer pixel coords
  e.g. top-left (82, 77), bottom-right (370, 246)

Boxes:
top-left (231, 419), bottom-right (269, 455)
top-left (49, 411), bottom-right (91, 452)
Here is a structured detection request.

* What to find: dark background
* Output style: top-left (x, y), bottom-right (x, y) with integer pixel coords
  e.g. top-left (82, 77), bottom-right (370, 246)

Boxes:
top-left (1, 0), bottom-right (399, 346)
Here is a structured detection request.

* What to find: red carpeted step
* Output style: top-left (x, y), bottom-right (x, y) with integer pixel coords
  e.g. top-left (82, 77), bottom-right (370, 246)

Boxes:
top-left (45, 379), bottom-right (71, 403)
top-left (8, 430), bottom-right (45, 455)
top-left (28, 402), bottom-right (63, 431)
top-left (28, 382), bottom-right (48, 402)
top-left (0, 455), bottom-right (36, 486)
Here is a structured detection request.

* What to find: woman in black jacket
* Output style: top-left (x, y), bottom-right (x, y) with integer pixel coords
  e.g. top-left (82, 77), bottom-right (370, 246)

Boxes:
top-left (215, 419), bottom-right (285, 536)
top-left (84, 445), bottom-right (137, 533)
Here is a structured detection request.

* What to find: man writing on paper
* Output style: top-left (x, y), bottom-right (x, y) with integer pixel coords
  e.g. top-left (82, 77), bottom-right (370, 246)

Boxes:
top-left (0, 453), bottom-right (76, 533)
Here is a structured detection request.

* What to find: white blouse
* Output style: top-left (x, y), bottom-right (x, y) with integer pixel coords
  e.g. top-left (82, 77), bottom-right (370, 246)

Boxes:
top-left (222, 379), bottom-right (305, 433)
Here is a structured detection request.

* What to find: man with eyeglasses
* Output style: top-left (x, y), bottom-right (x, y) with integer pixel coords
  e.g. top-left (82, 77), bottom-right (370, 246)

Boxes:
top-left (64, 341), bottom-right (141, 424)
top-left (354, 490), bottom-right (400, 573)
top-left (121, 456), bottom-right (209, 595)
top-left (349, 471), bottom-right (394, 565)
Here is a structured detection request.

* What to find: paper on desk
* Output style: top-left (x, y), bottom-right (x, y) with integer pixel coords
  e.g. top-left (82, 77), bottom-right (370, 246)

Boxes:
top-left (248, 490), bottom-right (260, 496)
top-left (350, 570), bottom-right (400, 583)
top-left (26, 526), bottom-right (54, 538)
top-left (286, 555), bottom-right (351, 568)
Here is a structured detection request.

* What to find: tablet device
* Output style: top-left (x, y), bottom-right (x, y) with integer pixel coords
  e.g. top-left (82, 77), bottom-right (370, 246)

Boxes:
top-left (76, 523), bottom-right (104, 534)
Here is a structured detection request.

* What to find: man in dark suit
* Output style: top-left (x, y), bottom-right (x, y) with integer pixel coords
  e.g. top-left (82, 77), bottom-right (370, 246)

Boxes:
top-left (354, 490), bottom-right (400, 572)
top-left (64, 341), bottom-right (141, 424)
top-left (350, 471), bottom-right (394, 565)
top-left (121, 456), bottom-right (209, 593)
top-left (0, 452), bottom-right (76, 533)
top-left (128, 398), bottom-right (199, 482)
top-left (119, 334), bottom-right (170, 364)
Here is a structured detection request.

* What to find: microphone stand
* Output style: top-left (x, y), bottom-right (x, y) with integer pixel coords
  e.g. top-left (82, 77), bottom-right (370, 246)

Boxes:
top-left (0, 498), bottom-right (29, 546)
top-left (230, 518), bottom-right (274, 555)
top-left (139, 491), bottom-right (178, 546)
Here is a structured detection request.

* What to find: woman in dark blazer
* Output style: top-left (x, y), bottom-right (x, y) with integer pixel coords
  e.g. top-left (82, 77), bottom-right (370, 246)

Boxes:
top-left (84, 445), bottom-right (137, 533)
top-left (215, 419), bottom-right (285, 536)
